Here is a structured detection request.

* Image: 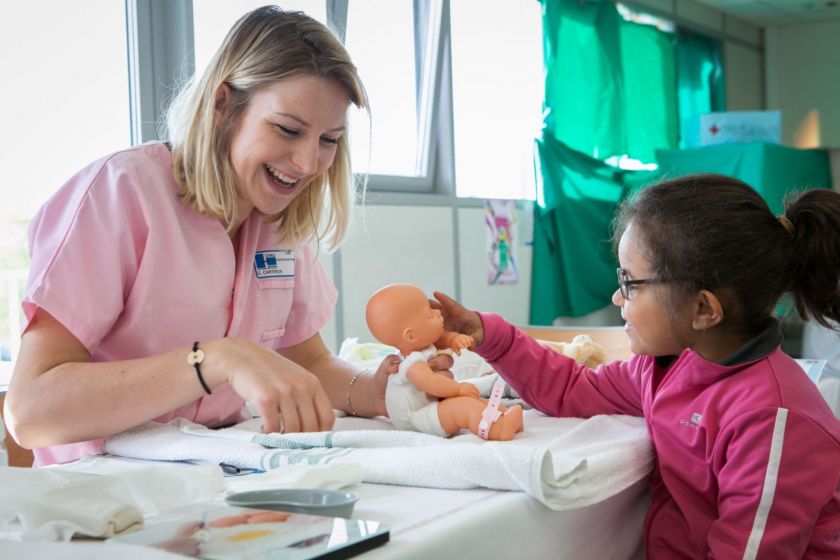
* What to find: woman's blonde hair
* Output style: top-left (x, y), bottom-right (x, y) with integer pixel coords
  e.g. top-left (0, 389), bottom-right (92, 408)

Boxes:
top-left (165, 6), bottom-right (367, 251)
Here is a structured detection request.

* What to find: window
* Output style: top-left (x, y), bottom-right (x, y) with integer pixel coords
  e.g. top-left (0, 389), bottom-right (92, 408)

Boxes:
top-left (345, 0), bottom-right (419, 177)
top-left (0, 2), bottom-right (130, 222)
top-left (450, 0), bottom-right (543, 200)
top-left (344, 0), bottom-right (444, 190)
top-left (0, 1), bottom-right (129, 360)
top-left (192, 1), bottom-right (326, 76)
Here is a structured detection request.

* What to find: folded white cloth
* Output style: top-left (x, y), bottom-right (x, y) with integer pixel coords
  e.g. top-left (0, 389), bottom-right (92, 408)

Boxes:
top-left (104, 412), bottom-right (653, 511)
top-left (0, 463), bottom-right (223, 542)
top-left (0, 468), bottom-right (142, 541)
top-left (56, 458), bottom-right (225, 517)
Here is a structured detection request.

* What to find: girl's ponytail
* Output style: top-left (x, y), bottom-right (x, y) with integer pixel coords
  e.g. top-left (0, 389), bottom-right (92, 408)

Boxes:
top-left (785, 189), bottom-right (840, 329)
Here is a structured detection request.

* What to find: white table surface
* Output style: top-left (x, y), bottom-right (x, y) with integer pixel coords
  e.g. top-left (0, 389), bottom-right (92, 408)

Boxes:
top-left (350, 480), bottom-right (648, 560)
top-left (4, 452), bottom-right (648, 560)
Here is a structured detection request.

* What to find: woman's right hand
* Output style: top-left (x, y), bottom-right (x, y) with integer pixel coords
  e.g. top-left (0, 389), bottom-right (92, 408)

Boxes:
top-left (206, 338), bottom-right (335, 435)
top-left (432, 291), bottom-right (485, 347)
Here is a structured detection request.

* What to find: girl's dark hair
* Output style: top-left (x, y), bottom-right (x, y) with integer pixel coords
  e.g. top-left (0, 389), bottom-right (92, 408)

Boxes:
top-left (614, 174), bottom-right (840, 332)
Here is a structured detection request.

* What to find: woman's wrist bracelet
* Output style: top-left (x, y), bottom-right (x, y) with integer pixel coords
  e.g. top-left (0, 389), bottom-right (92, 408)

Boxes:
top-left (187, 341), bottom-right (212, 395)
top-left (346, 371), bottom-right (363, 416)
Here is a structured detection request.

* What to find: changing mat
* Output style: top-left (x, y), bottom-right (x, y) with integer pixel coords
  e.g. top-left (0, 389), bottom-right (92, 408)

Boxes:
top-left (104, 412), bottom-right (653, 511)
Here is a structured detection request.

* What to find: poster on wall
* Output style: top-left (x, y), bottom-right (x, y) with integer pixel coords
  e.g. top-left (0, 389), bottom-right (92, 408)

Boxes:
top-left (485, 199), bottom-right (518, 285)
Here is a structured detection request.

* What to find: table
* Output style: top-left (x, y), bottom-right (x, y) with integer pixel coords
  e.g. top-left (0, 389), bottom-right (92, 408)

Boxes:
top-left (351, 480), bottom-right (647, 559)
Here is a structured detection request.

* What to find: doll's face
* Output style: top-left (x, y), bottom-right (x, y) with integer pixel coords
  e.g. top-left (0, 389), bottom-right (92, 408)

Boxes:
top-left (403, 295), bottom-right (445, 350)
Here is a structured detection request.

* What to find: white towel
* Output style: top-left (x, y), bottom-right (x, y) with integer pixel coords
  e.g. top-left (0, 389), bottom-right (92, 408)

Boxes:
top-left (0, 468), bottom-right (143, 541)
top-left (0, 464), bottom-right (223, 542)
top-left (103, 419), bottom-right (273, 470)
top-left (104, 412), bottom-right (653, 511)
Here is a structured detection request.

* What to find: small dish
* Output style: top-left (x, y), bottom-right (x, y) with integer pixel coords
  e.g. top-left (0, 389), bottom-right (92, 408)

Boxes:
top-left (225, 488), bottom-right (359, 518)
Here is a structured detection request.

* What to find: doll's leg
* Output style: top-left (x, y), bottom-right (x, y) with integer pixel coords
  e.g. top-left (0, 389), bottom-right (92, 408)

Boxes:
top-left (436, 397), bottom-right (479, 436)
top-left (437, 397), bottom-right (523, 441)
top-left (496, 403), bottom-right (524, 433)
top-left (487, 405), bottom-right (523, 440)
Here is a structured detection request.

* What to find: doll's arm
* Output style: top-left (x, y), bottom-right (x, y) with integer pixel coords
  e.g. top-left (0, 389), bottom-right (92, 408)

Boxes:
top-left (434, 331), bottom-right (474, 355)
top-left (406, 361), bottom-right (479, 399)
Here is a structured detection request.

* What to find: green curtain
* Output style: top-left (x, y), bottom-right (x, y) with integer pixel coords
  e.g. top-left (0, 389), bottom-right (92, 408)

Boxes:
top-left (531, 0), bottom-right (744, 324)
top-left (676, 33), bottom-right (726, 147)
top-left (540, 0), bottom-right (678, 162)
top-left (621, 18), bottom-right (679, 163)
top-left (530, 132), bottom-right (655, 323)
top-left (531, 140), bottom-right (831, 324)
top-left (541, 0), bottom-right (625, 159)
top-left (656, 142), bottom-right (832, 214)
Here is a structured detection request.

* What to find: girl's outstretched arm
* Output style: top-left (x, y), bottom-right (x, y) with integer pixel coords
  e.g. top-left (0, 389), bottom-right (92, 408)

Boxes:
top-left (474, 312), bottom-right (645, 418)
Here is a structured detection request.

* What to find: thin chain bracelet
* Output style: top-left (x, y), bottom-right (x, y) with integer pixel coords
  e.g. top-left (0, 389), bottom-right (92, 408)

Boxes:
top-left (346, 371), bottom-right (363, 416)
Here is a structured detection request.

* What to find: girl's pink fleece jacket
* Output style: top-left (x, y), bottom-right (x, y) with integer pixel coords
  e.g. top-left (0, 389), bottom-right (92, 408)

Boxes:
top-left (475, 312), bottom-right (840, 559)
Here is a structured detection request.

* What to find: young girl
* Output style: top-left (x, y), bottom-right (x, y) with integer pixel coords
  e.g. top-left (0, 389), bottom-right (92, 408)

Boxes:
top-left (436, 174), bottom-right (840, 559)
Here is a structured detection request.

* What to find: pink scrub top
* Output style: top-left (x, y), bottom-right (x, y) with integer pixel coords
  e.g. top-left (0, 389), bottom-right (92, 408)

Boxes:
top-left (23, 142), bottom-right (337, 466)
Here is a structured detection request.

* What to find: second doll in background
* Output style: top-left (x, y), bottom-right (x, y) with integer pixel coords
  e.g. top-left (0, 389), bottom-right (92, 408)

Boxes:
top-left (435, 174), bottom-right (840, 559)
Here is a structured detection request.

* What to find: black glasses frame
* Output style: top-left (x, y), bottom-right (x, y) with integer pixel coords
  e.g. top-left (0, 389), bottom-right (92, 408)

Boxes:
top-left (616, 268), bottom-right (666, 300)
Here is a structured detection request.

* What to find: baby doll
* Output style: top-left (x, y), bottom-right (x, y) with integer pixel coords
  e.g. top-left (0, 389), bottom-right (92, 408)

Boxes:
top-left (366, 283), bottom-right (523, 440)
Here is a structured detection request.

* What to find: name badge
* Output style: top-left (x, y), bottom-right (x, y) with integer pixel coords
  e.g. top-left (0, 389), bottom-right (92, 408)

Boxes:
top-left (254, 249), bottom-right (295, 279)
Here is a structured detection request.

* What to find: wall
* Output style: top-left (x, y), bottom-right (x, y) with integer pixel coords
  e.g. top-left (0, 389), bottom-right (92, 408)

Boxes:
top-left (319, 203), bottom-right (533, 352)
top-left (765, 20), bottom-right (840, 149)
top-left (723, 42), bottom-right (764, 111)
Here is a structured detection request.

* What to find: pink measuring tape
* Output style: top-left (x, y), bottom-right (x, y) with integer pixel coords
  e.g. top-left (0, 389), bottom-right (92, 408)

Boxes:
top-left (478, 378), bottom-right (506, 440)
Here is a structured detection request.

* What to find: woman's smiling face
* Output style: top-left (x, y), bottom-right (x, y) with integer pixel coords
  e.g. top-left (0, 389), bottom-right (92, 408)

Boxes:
top-left (225, 74), bottom-right (350, 220)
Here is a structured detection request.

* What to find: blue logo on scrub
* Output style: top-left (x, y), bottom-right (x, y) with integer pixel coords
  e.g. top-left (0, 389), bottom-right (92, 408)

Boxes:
top-left (255, 253), bottom-right (276, 269)
top-left (254, 250), bottom-right (294, 279)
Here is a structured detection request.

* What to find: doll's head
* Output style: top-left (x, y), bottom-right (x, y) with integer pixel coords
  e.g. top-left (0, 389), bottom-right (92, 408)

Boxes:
top-left (366, 284), bottom-right (445, 355)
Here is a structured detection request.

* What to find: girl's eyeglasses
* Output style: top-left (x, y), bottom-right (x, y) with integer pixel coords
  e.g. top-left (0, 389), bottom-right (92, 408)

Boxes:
top-left (616, 268), bottom-right (666, 300)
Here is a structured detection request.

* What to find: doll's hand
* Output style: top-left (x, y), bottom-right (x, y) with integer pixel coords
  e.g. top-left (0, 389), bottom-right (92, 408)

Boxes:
top-left (458, 382), bottom-right (480, 399)
top-left (433, 291), bottom-right (485, 346)
top-left (449, 334), bottom-right (474, 355)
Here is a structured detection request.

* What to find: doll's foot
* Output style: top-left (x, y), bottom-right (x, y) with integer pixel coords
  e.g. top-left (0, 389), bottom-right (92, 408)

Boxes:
top-left (489, 405), bottom-right (523, 440)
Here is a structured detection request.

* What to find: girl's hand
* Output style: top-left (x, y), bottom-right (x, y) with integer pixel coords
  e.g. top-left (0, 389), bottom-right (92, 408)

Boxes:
top-left (209, 338), bottom-right (335, 434)
top-left (433, 291), bottom-right (485, 347)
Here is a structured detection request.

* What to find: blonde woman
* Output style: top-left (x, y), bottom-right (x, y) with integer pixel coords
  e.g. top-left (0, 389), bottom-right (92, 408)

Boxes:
top-left (5, 7), bottom-right (450, 466)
